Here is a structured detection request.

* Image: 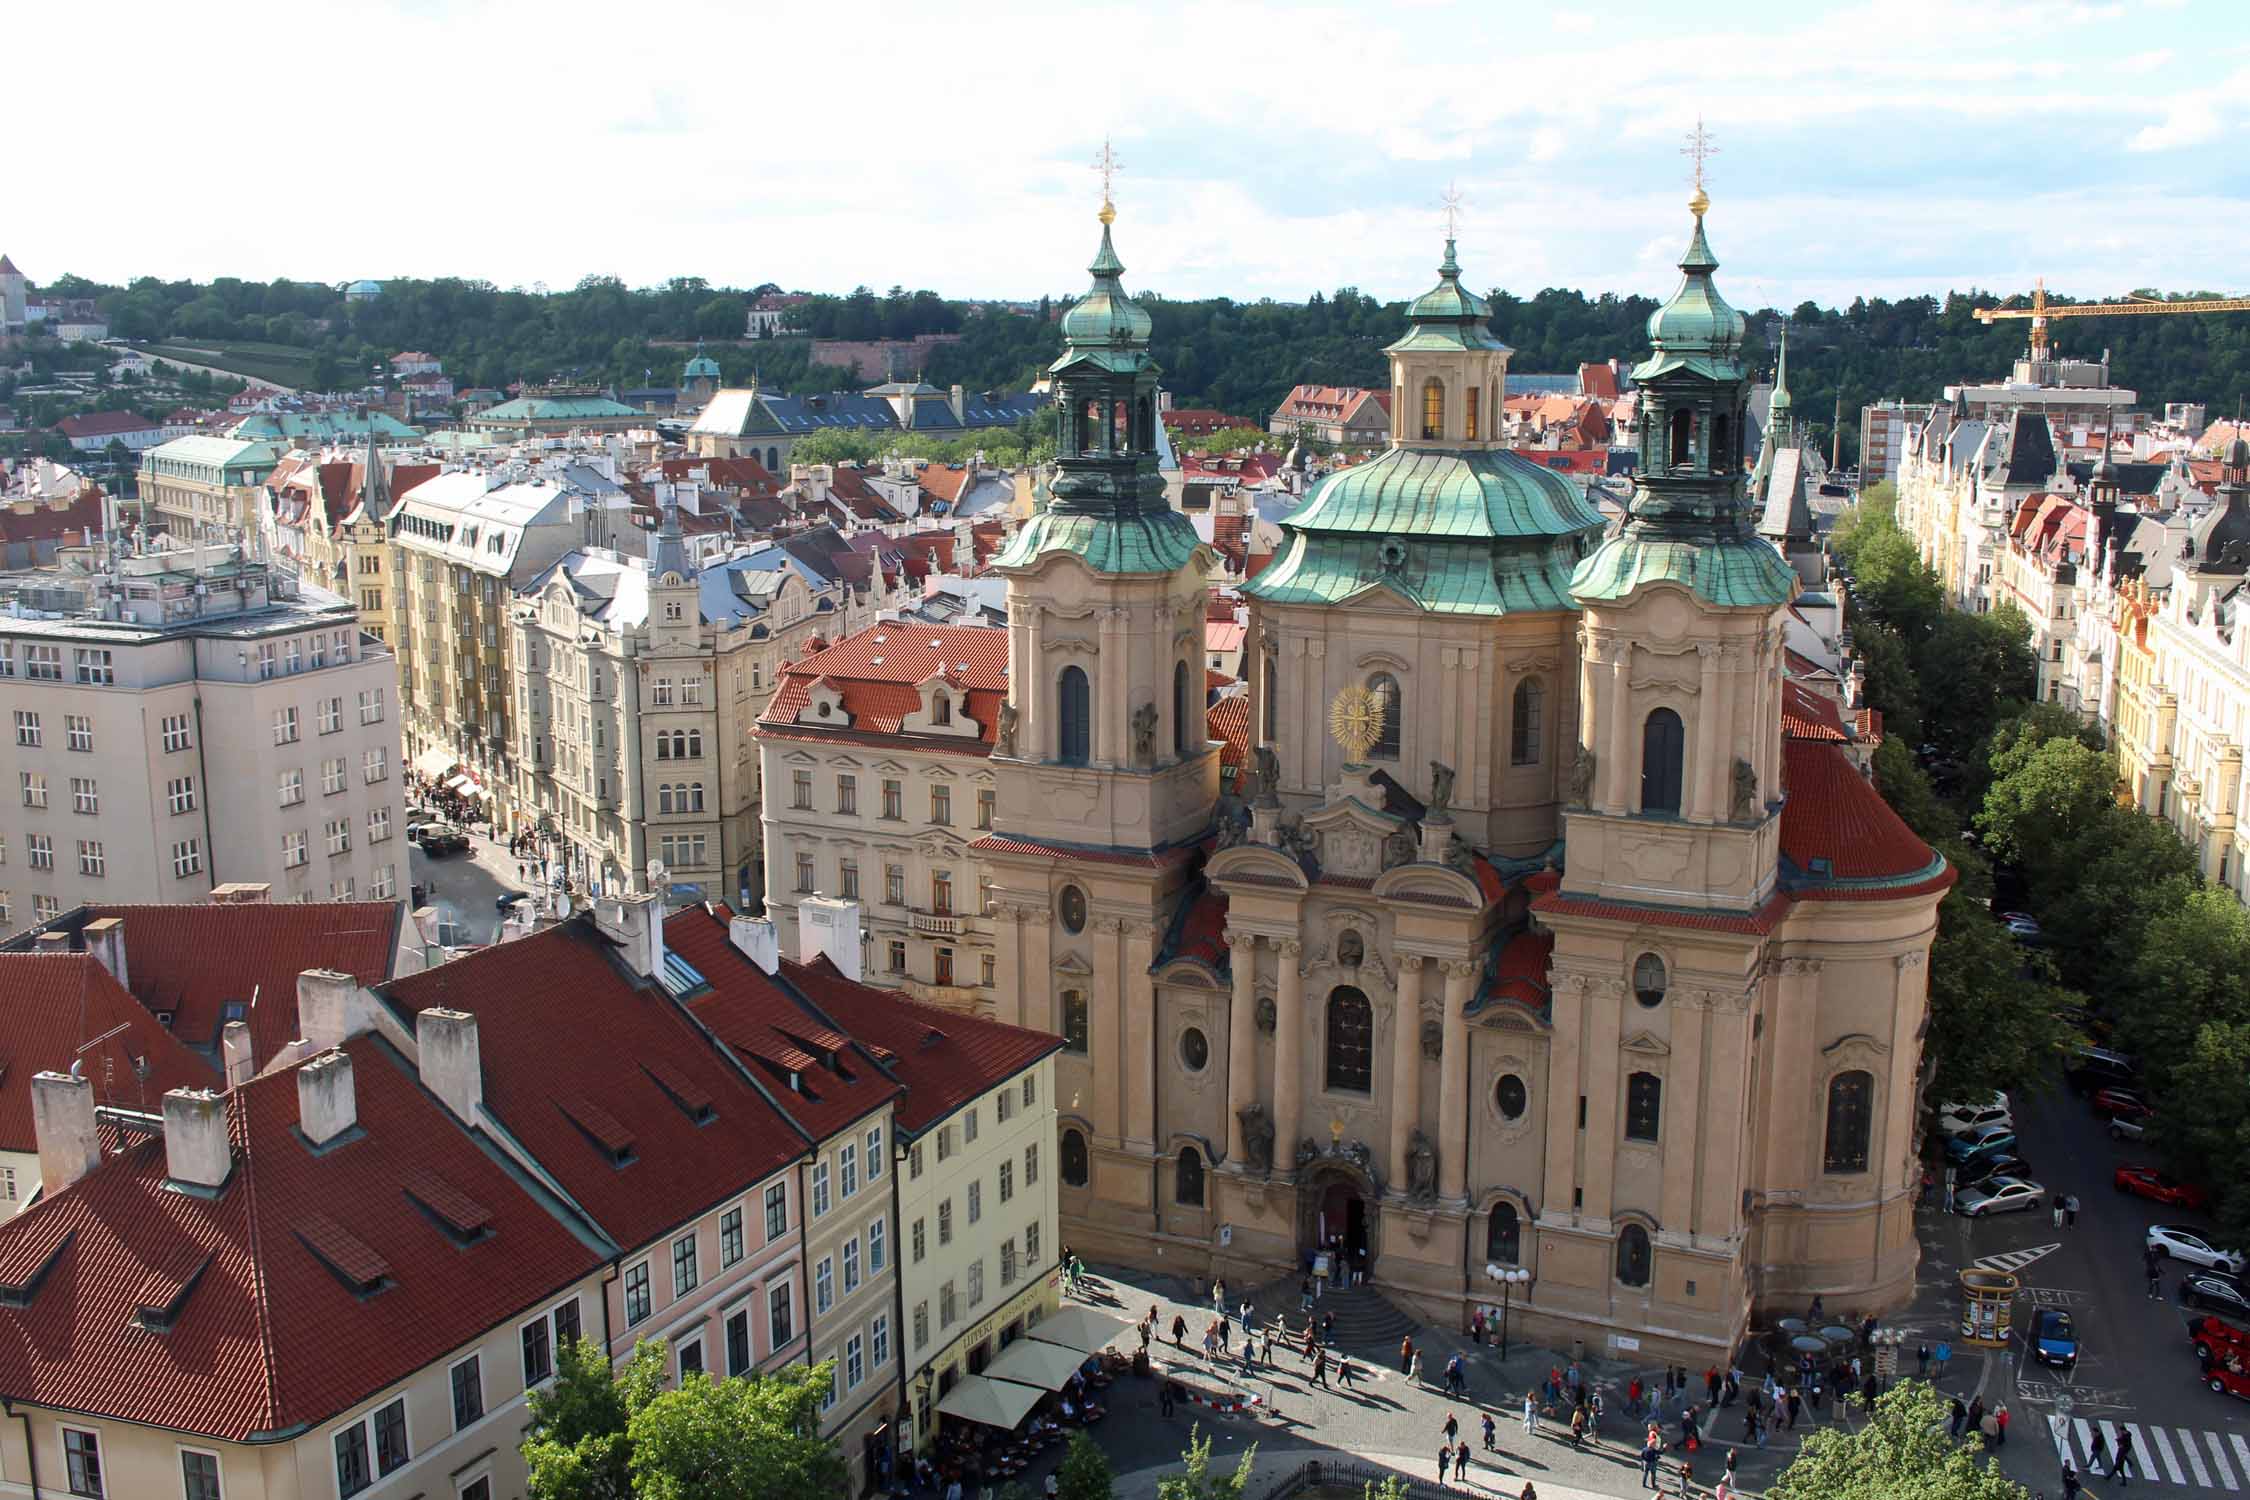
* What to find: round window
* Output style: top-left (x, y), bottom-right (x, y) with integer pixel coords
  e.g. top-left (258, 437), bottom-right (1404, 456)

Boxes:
top-left (1495, 1073), bottom-right (1528, 1120)
top-left (1632, 952), bottom-right (1668, 1008)
top-left (1179, 1027), bottom-right (1209, 1072)
top-left (1058, 885), bottom-right (1087, 934)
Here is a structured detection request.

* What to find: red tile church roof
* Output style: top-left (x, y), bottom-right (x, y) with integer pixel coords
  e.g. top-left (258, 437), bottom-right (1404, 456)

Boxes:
top-left (760, 622), bottom-right (1008, 753)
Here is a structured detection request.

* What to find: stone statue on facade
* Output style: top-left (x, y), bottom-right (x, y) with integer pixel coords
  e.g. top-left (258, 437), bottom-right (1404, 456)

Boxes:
top-left (1294, 1137), bottom-right (1321, 1170)
top-left (1445, 831), bottom-right (1476, 874)
top-left (1238, 1104), bottom-right (1275, 1174)
top-left (1337, 929), bottom-right (1365, 968)
top-left (1215, 809), bottom-right (1246, 849)
top-left (1420, 1018), bottom-right (1444, 1060)
top-left (1428, 760), bottom-right (1456, 818)
top-left (1252, 746), bottom-right (1282, 806)
top-left (1384, 828), bottom-right (1417, 868)
top-left (1569, 747), bottom-right (1598, 805)
top-left (1406, 1128), bottom-right (1438, 1202)
top-left (1257, 996), bottom-right (1277, 1035)
top-left (1280, 817), bottom-right (1320, 866)
top-left (1131, 701), bottom-right (1159, 758)
top-left (1732, 757), bottom-right (1758, 821)
top-left (994, 701), bottom-right (1019, 757)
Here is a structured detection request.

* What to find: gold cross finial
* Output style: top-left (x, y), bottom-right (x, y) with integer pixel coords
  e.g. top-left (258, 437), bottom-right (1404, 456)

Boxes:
top-left (1683, 115), bottom-right (1717, 214)
top-left (1438, 180), bottom-right (1465, 241)
top-left (1093, 137), bottom-right (1122, 224)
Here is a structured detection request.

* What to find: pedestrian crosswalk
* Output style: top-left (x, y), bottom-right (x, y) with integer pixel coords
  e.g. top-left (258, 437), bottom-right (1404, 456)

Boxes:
top-left (1973, 1242), bottom-right (2062, 1274)
top-left (2051, 1413), bottom-right (2250, 1489)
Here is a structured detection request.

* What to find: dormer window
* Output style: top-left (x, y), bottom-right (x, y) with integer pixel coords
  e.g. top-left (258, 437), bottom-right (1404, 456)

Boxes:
top-left (933, 693), bottom-right (952, 726)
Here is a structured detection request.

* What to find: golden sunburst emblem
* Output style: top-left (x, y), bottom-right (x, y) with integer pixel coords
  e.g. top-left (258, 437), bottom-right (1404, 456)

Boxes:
top-left (1329, 685), bottom-right (1384, 766)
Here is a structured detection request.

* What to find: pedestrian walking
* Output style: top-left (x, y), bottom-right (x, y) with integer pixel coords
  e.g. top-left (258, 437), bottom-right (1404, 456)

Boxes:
top-left (1444, 1411), bottom-right (1461, 1446)
top-left (2115, 1426), bottom-right (2138, 1486)
top-left (2062, 1457), bottom-right (2081, 1498)
top-left (2065, 1193), bottom-right (2080, 1227)
top-left (1724, 1448), bottom-right (1740, 1491)
top-left (1966, 1396), bottom-right (1985, 1440)
top-left (1483, 1413), bottom-right (1498, 1452)
top-left (1300, 1276), bottom-right (1314, 1314)
top-left (1410, 1349), bottom-right (1425, 1386)
top-left (1786, 1389), bottom-right (1801, 1429)
top-left (1437, 1447), bottom-right (1451, 1487)
top-left (1456, 1442), bottom-right (1473, 1484)
top-left (1213, 1278), bottom-right (1227, 1316)
top-left (2051, 1194), bottom-right (2065, 1229)
top-left (1172, 1313), bottom-right (1187, 1349)
top-left (1916, 1342), bottom-right (1929, 1376)
top-left (1472, 1308), bottom-right (1487, 1345)
top-left (1570, 1406), bottom-right (1587, 1448)
top-left (1628, 1375), bottom-right (1644, 1417)
top-left (1311, 1350), bottom-right (1330, 1388)
top-left (1641, 1439), bottom-right (1663, 1490)
top-left (1934, 1340), bottom-right (1952, 1380)
top-left (1322, 1310), bottom-right (1336, 1347)
top-left (1446, 1352), bottom-right (1466, 1397)
top-left (1402, 1337), bottom-right (1417, 1375)
top-left (1161, 1381), bottom-right (1176, 1418)
top-left (1995, 1403), bottom-right (2010, 1447)
top-left (1262, 1327), bottom-right (1276, 1367)
top-left (1524, 1390), bottom-right (1540, 1436)
top-left (2148, 1263), bottom-right (2164, 1299)
top-left (1339, 1354), bottom-right (1357, 1388)
top-left (1706, 1366), bottom-right (1722, 1405)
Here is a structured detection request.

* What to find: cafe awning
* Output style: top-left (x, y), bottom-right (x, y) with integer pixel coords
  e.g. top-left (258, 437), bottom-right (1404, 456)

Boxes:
top-left (1022, 1306), bottom-right (1129, 1354)
top-left (447, 773), bottom-right (484, 796)
top-left (983, 1337), bottom-right (1088, 1392)
top-left (934, 1374), bottom-right (1046, 1431)
top-left (413, 748), bottom-right (457, 780)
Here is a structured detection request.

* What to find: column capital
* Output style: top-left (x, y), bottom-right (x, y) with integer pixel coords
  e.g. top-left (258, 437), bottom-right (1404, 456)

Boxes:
top-left (1398, 953), bottom-right (1427, 973)
top-left (1276, 938), bottom-right (1303, 957)
top-left (1226, 930), bottom-right (1260, 954)
top-left (1441, 958), bottom-right (1479, 982)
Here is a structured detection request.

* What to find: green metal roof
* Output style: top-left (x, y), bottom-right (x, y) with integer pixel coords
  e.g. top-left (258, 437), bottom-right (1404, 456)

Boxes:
top-left (1249, 531), bottom-right (1587, 615)
top-left (1633, 209), bottom-right (1745, 378)
top-left (1054, 221), bottom-right (1154, 365)
top-left (475, 394), bottom-right (641, 422)
top-left (1384, 240), bottom-right (1510, 356)
top-left (1570, 531), bottom-right (1798, 609)
top-left (992, 506), bottom-right (1200, 574)
top-left (1271, 446), bottom-right (1604, 542)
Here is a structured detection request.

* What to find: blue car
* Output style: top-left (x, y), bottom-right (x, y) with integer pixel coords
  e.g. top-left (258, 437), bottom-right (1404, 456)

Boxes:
top-left (1944, 1124), bottom-right (2018, 1164)
top-left (2034, 1309), bottom-right (2078, 1368)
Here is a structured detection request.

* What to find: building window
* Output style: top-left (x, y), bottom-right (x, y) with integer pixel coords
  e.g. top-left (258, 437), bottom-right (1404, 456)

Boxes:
top-left (888, 939), bottom-right (907, 974)
top-left (1173, 660), bottom-right (1192, 756)
top-left (840, 859), bottom-right (860, 899)
top-left (171, 839), bottom-right (203, 878)
top-left (999, 1159), bottom-right (1014, 1204)
top-left (323, 757), bottom-right (347, 795)
top-left (1640, 707), bottom-right (1685, 815)
top-left (64, 714), bottom-right (92, 752)
top-left (1486, 1201), bottom-right (1520, 1263)
top-left (726, 1308), bottom-right (752, 1377)
top-left (162, 714), bottom-right (192, 752)
top-left (976, 787), bottom-right (995, 828)
top-left (933, 692), bottom-right (952, 725)
top-left (363, 746), bottom-right (388, 782)
top-left (167, 777), bottom-right (197, 815)
top-left (869, 1215), bottom-right (887, 1272)
top-left (815, 1255), bottom-right (834, 1315)
top-left (845, 1332), bottom-right (864, 1389)
top-left (720, 1205), bottom-right (745, 1268)
top-left (764, 1181), bottom-right (788, 1241)
top-left (935, 947), bottom-right (955, 984)
top-left (885, 864), bottom-right (906, 905)
top-left (1057, 665), bottom-right (1091, 764)
top-left (913, 1217), bottom-right (926, 1263)
top-left (180, 1449), bottom-right (222, 1500)
top-left (1061, 1128), bottom-right (1089, 1187)
top-left (932, 870), bottom-right (953, 914)
top-left (842, 1237), bottom-right (861, 1294)
top-left (28, 833), bottom-right (52, 870)
top-left (624, 1260), bottom-right (652, 1325)
top-left (1324, 986), bottom-right (1373, 1093)
top-left (867, 1125), bottom-right (884, 1179)
top-left (1026, 1218), bottom-right (1041, 1266)
top-left (1824, 1070), bottom-right (1874, 1174)
top-left (1179, 1027), bottom-right (1210, 1072)
top-left (768, 1281), bottom-right (793, 1347)
top-left (967, 1180), bottom-right (982, 1225)
top-left (1511, 677), bottom-right (1544, 765)
top-left (795, 853), bottom-right (816, 893)
top-left (837, 773), bottom-right (858, 814)
top-left (77, 840), bottom-right (105, 877)
top-left (881, 778), bottom-right (902, 820)
top-left (931, 784), bottom-right (951, 825)
top-left (70, 777), bottom-right (99, 815)
top-left (1632, 952), bottom-right (1667, 1007)
top-left (1495, 1073), bottom-right (1528, 1121)
top-left (841, 1142), bottom-right (860, 1198)
top-left (812, 1160), bottom-right (831, 1216)
top-left (792, 770), bottom-right (812, 809)
top-left (1421, 378), bottom-right (1444, 440)
top-left (1616, 1223), bottom-right (1653, 1287)
top-left (273, 707), bottom-right (298, 745)
top-left (1058, 884), bottom-right (1087, 933)
top-left (1175, 1146), bottom-right (1205, 1206)
top-left (63, 1428), bottom-right (102, 1497)
top-left (1263, 657), bottom-right (1277, 741)
top-left (451, 1354), bottom-right (484, 1430)
top-left (1367, 673), bottom-right (1401, 761)
top-left (319, 697), bottom-right (341, 735)
top-left (1625, 1072), bottom-right (1662, 1142)
top-left (73, 648), bottom-right (113, 685)
top-left (21, 773), bottom-right (45, 809)
top-left (872, 1311), bottom-right (890, 1369)
top-left (672, 1232), bottom-right (699, 1297)
top-left (283, 831), bottom-right (308, 868)
top-left (1025, 1142), bottom-right (1039, 1184)
top-left (1061, 991), bottom-right (1089, 1054)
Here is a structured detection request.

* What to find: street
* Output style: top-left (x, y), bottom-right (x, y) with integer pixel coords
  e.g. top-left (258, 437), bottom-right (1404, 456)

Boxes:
top-left (1943, 1082), bottom-right (2250, 1495)
top-left (399, 818), bottom-right (536, 971)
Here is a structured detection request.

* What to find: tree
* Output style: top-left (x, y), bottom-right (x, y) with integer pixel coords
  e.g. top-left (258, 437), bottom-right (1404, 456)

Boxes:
top-left (1919, 607), bottom-right (2037, 762)
top-left (522, 1336), bottom-right (669, 1500)
top-left (1155, 1426), bottom-right (1255, 1500)
top-left (1973, 737), bottom-right (2119, 903)
top-left (2155, 1021), bottom-right (2250, 1245)
top-left (628, 1361), bottom-right (846, 1500)
top-left (1056, 1431), bottom-right (1116, 1500)
top-left (1872, 736), bottom-right (1949, 847)
top-left (1769, 1381), bottom-right (2027, 1499)
top-left (1851, 622), bottom-right (1923, 748)
top-left (2038, 812), bottom-right (2197, 994)
top-left (2112, 885), bottom-right (2250, 1080)
top-left (1923, 888), bottom-right (2077, 1103)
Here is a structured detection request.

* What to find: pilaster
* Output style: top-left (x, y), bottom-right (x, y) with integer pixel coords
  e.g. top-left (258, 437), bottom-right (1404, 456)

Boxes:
top-left (1436, 959), bottom-right (1477, 1202)
top-left (1272, 940), bottom-right (1305, 1171)
top-left (1388, 955), bottom-right (1427, 1189)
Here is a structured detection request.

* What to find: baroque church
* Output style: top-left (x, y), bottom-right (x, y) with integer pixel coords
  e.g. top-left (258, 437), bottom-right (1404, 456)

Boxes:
top-left (972, 183), bottom-right (1950, 1362)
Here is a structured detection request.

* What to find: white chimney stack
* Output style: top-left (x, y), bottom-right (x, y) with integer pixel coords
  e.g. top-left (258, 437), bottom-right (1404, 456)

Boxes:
top-left (729, 914), bottom-right (780, 975)
top-left (161, 1089), bottom-right (232, 1191)
top-left (296, 969), bottom-right (371, 1053)
top-left (416, 1008), bottom-right (483, 1124)
top-left (222, 1021), bottom-right (254, 1088)
top-left (31, 1070), bottom-right (101, 1197)
top-left (795, 895), bottom-right (863, 982)
top-left (296, 1049), bottom-right (358, 1147)
top-left (595, 892), bottom-right (665, 980)
top-left (82, 916), bottom-right (127, 989)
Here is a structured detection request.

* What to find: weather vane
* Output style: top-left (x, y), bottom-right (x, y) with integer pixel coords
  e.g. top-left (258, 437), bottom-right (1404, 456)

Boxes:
top-left (1682, 115), bottom-right (1717, 208)
top-left (1438, 180), bottom-right (1465, 240)
top-left (1094, 137), bottom-right (1122, 224)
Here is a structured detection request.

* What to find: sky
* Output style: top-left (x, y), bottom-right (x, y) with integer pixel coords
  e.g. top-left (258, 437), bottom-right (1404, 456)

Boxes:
top-left (9, 0), bottom-right (2247, 312)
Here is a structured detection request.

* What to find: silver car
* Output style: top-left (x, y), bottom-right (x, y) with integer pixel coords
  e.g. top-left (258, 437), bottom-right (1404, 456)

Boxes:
top-left (1955, 1176), bottom-right (2044, 1217)
top-left (2148, 1225), bottom-right (2247, 1275)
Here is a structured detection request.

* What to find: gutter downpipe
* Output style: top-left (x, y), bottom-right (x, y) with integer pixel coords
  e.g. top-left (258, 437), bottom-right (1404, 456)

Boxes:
top-left (6, 1398), bottom-right (40, 1498)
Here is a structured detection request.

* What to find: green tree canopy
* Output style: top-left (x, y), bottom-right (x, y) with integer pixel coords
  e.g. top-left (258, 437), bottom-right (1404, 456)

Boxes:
top-left (1056, 1431), bottom-right (1116, 1500)
top-left (627, 1361), bottom-right (846, 1500)
top-left (522, 1336), bottom-right (669, 1500)
top-left (2155, 1020), bottom-right (2250, 1245)
top-left (1155, 1426), bottom-right (1256, 1500)
top-left (1974, 737), bottom-right (2119, 897)
top-left (1770, 1381), bottom-right (2028, 1500)
top-left (1924, 887), bottom-right (2077, 1102)
top-left (2112, 886), bottom-right (2250, 1079)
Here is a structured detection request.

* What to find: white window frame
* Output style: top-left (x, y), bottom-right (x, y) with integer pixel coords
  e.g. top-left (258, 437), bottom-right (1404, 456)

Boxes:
top-left (814, 1254), bottom-right (835, 1315)
top-left (811, 1160), bottom-right (830, 1217)
top-left (447, 1351), bottom-right (484, 1432)
top-left (767, 1274), bottom-right (797, 1349)
top-left (845, 1331), bottom-right (865, 1390)
top-left (840, 1142), bottom-right (858, 1199)
top-left (178, 1444), bottom-right (225, 1500)
top-left (61, 1424), bottom-right (104, 1498)
top-left (330, 1394), bottom-right (412, 1498)
top-left (624, 1258), bottom-right (654, 1325)
top-left (763, 1180), bottom-right (788, 1242)
top-left (866, 1125), bottom-right (885, 1180)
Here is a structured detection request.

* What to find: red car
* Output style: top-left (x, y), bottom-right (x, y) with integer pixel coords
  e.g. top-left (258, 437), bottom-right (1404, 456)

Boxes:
top-left (2117, 1165), bottom-right (2208, 1211)
top-left (2093, 1088), bottom-right (2154, 1123)
top-left (2193, 1315), bottom-right (2250, 1365)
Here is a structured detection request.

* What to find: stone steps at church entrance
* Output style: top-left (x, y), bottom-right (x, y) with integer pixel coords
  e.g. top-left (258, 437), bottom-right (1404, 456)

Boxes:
top-left (1239, 1275), bottom-right (1420, 1352)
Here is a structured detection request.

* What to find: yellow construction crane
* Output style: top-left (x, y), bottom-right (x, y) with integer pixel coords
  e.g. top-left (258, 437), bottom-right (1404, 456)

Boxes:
top-left (1975, 277), bottom-right (2250, 356)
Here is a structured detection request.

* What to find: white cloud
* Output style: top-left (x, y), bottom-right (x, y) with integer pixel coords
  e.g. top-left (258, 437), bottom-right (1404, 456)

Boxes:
top-left (1527, 127), bottom-right (1567, 163)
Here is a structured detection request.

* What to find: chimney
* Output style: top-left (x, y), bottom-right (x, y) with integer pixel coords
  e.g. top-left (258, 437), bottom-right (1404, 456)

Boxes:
top-left (221, 1020), bottom-right (254, 1088)
top-left (949, 384), bottom-right (966, 425)
top-left (161, 1089), bottom-right (232, 1191)
top-left (296, 1049), bottom-right (357, 1147)
top-left (795, 895), bottom-right (864, 982)
top-left (594, 892), bottom-right (665, 980)
top-left (34, 932), bottom-right (69, 953)
top-left (728, 913), bottom-right (779, 975)
top-left (81, 916), bottom-right (127, 989)
top-left (296, 969), bottom-right (370, 1053)
top-left (416, 1008), bottom-right (483, 1124)
top-left (31, 1070), bottom-right (101, 1196)
top-left (209, 882), bottom-right (271, 905)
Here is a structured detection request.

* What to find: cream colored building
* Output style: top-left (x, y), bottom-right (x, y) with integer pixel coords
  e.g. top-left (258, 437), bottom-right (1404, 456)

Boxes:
top-left (0, 545), bottom-right (406, 936)
top-left (1895, 405), bottom-right (2061, 614)
top-left (264, 439), bottom-right (436, 645)
top-left (138, 435), bottom-right (283, 542)
top-left (973, 197), bottom-right (1948, 1364)
top-left (2142, 472), bottom-right (2250, 898)
top-left (757, 621), bottom-right (1008, 1005)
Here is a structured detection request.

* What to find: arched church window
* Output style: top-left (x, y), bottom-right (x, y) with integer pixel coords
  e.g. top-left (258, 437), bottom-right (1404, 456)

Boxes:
top-left (1173, 660), bottom-right (1191, 757)
top-left (1060, 991), bottom-right (1089, 1055)
top-left (766, 446), bottom-right (780, 472)
top-left (1061, 1129), bottom-right (1089, 1188)
top-left (1625, 1072), bottom-right (1662, 1142)
top-left (1465, 386), bottom-right (1481, 441)
top-left (1263, 658), bottom-right (1277, 741)
top-left (1824, 1070), bottom-right (1874, 1174)
top-left (1668, 407), bottom-right (1692, 469)
top-left (1616, 1223), bottom-right (1652, 1287)
top-left (1421, 379), bottom-right (1445, 440)
top-left (1511, 677), bottom-right (1544, 766)
top-left (1486, 1202), bottom-right (1520, 1264)
top-left (1368, 673), bottom-right (1402, 762)
top-left (1641, 708), bottom-right (1684, 815)
top-left (1712, 413), bottom-right (1732, 472)
top-left (1632, 953), bottom-right (1668, 1008)
top-left (1324, 986), bottom-right (1373, 1094)
top-left (1174, 1146), bottom-right (1205, 1206)
top-left (1057, 666), bottom-right (1091, 765)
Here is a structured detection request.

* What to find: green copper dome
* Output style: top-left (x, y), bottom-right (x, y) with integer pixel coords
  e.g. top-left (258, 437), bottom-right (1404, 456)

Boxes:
top-left (1054, 223), bottom-right (1154, 360)
top-left (1635, 209), bottom-right (1746, 378)
top-left (682, 339), bottom-right (721, 380)
top-left (1386, 240), bottom-right (1511, 355)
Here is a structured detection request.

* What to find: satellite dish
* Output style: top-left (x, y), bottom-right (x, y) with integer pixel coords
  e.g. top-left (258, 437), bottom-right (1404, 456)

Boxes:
top-left (554, 893), bottom-right (574, 921)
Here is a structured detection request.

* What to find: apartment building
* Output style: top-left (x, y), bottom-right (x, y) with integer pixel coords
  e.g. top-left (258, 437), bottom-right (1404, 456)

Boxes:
top-left (2140, 475), bottom-right (2250, 898)
top-left (1996, 493), bottom-right (2090, 705)
top-left (1895, 405), bottom-right (2061, 612)
top-left (0, 545), bottom-right (405, 936)
top-left (756, 622), bottom-right (1008, 1013)
top-left (263, 437), bottom-right (436, 644)
top-left (1858, 399), bottom-right (1933, 484)
top-left (512, 501), bottom-right (831, 903)
top-left (137, 435), bottom-right (283, 542)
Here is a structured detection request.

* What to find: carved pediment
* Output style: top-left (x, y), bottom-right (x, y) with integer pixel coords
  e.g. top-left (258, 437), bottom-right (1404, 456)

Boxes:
top-left (1209, 844), bottom-right (1311, 890)
top-left (872, 759), bottom-right (911, 775)
top-left (1373, 862), bottom-right (1488, 908)
top-left (1302, 798), bottom-right (1405, 881)
top-left (1620, 1029), bottom-right (1670, 1057)
top-left (1054, 951), bottom-right (1095, 976)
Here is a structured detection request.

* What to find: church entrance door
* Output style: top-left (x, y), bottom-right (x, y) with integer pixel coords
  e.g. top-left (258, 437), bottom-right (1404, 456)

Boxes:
top-left (1305, 1168), bottom-right (1376, 1280)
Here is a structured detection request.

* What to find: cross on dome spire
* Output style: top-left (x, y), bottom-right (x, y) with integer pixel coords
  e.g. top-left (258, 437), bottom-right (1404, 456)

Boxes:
top-left (1682, 115), bottom-right (1717, 216)
top-left (1438, 181), bottom-right (1465, 241)
top-left (1093, 137), bottom-right (1123, 225)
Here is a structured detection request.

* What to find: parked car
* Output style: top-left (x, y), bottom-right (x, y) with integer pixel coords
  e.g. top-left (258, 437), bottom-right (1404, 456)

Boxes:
top-left (414, 824), bottom-right (469, 855)
top-left (1957, 1153), bottom-right (2034, 1191)
top-left (1955, 1176), bottom-right (2045, 1217)
top-left (2182, 1274), bottom-right (2250, 1320)
top-left (1937, 1093), bottom-right (2013, 1136)
top-left (2111, 1115), bottom-right (2148, 1142)
top-left (2150, 1225), bottom-right (2247, 1275)
top-left (2190, 1314), bottom-right (2250, 1365)
top-left (1944, 1125), bottom-right (2020, 1164)
top-left (2093, 1088), bottom-right (2154, 1125)
top-left (495, 890), bottom-right (530, 913)
top-left (2033, 1309), bottom-right (2079, 1368)
top-left (2116, 1165), bottom-right (2209, 1211)
top-left (2206, 1362), bottom-right (2250, 1401)
top-left (2066, 1047), bottom-right (2138, 1095)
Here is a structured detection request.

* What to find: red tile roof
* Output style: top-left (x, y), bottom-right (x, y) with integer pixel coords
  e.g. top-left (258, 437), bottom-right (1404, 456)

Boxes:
top-left (760, 621), bottom-right (1008, 751)
top-left (87, 902), bottom-right (400, 1069)
top-left (1781, 679), bottom-right (1851, 743)
top-left (0, 955), bottom-right (216, 1153)
top-left (1162, 886), bottom-right (1231, 973)
top-left (56, 411), bottom-right (160, 440)
top-left (661, 911), bottom-right (901, 1141)
top-left (1779, 739), bottom-right (1952, 898)
top-left (381, 920), bottom-right (806, 1249)
top-left (1531, 887), bottom-right (1792, 936)
top-left (1209, 693), bottom-right (1250, 771)
top-left (0, 1035), bottom-right (604, 1440)
top-left (1489, 928), bottom-right (1553, 1010)
top-left (0, 486), bottom-right (103, 548)
top-left (656, 455), bottom-right (781, 500)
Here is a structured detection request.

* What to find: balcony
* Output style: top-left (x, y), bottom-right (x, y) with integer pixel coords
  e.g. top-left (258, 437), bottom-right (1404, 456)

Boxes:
top-left (910, 910), bottom-right (963, 937)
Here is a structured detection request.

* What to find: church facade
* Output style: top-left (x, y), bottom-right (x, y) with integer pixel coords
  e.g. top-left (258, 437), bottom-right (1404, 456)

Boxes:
top-left (974, 189), bottom-right (1950, 1363)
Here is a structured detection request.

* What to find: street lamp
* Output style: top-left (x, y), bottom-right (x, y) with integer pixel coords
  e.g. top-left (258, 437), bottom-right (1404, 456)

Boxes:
top-left (1485, 1263), bottom-right (1531, 1360)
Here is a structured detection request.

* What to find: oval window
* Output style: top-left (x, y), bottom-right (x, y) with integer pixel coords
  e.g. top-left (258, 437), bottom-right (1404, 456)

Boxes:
top-left (1179, 1027), bottom-right (1209, 1073)
top-left (1632, 953), bottom-right (1668, 1008)
top-left (1058, 885), bottom-right (1087, 934)
top-left (1495, 1073), bottom-right (1528, 1121)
